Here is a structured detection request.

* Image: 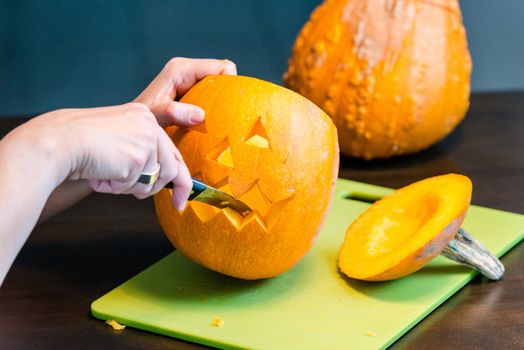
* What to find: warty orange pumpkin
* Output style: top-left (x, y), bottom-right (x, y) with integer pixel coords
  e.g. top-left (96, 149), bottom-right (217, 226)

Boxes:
top-left (154, 75), bottom-right (339, 280)
top-left (285, 0), bottom-right (472, 159)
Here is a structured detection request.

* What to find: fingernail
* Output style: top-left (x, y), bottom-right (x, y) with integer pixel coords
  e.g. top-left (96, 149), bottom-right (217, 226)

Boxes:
top-left (190, 107), bottom-right (205, 123)
top-left (175, 198), bottom-right (188, 212)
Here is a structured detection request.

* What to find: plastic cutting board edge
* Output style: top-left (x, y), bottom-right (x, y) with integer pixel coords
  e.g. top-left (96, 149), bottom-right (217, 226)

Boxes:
top-left (91, 179), bottom-right (524, 350)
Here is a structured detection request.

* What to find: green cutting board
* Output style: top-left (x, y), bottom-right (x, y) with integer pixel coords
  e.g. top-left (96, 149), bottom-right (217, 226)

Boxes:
top-left (91, 179), bottom-right (524, 350)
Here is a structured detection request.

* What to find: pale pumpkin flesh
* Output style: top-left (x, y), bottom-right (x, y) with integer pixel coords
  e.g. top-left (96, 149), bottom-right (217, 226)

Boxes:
top-left (285, 0), bottom-right (471, 159)
top-left (155, 75), bottom-right (339, 280)
top-left (338, 174), bottom-right (472, 281)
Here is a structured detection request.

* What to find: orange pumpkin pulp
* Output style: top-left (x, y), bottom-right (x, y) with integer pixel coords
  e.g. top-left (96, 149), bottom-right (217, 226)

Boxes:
top-left (338, 174), bottom-right (472, 281)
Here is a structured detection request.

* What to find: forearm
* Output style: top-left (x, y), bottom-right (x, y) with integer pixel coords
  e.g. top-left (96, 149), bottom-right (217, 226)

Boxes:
top-left (0, 120), bottom-right (67, 285)
top-left (38, 180), bottom-right (92, 224)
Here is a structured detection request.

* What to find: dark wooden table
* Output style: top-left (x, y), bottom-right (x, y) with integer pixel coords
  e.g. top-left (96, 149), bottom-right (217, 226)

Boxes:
top-left (1, 91), bottom-right (523, 349)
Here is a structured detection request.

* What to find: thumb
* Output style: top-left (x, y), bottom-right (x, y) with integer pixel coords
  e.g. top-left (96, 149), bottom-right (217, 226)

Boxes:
top-left (88, 179), bottom-right (131, 194)
top-left (150, 101), bottom-right (204, 128)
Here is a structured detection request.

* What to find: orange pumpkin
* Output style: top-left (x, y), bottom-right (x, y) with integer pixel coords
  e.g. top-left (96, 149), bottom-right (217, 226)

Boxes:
top-left (338, 174), bottom-right (472, 281)
top-left (285, 0), bottom-right (472, 159)
top-left (154, 75), bottom-right (339, 279)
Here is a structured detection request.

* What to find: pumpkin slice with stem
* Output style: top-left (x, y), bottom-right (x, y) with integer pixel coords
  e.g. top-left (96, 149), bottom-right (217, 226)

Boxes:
top-left (338, 174), bottom-right (504, 281)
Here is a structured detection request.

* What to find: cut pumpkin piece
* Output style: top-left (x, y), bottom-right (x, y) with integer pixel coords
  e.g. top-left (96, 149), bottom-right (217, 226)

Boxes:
top-left (338, 174), bottom-right (504, 281)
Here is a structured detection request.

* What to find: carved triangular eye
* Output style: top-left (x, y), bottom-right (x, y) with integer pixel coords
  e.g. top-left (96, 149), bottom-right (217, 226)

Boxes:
top-left (244, 118), bottom-right (269, 149)
top-left (216, 147), bottom-right (233, 167)
top-left (205, 138), bottom-right (234, 168)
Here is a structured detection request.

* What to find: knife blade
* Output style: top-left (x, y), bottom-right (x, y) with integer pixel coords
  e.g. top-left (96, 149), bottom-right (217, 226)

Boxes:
top-left (165, 179), bottom-right (252, 216)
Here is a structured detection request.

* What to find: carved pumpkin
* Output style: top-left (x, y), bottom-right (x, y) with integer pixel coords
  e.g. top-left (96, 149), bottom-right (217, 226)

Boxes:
top-left (338, 174), bottom-right (472, 281)
top-left (154, 75), bottom-right (339, 280)
top-left (285, 0), bottom-right (472, 159)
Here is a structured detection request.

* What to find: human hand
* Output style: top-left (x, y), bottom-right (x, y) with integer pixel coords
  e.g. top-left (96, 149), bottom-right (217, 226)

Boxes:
top-left (41, 103), bottom-right (191, 210)
top-left (133, 57), bottom-right (237, 206)
top-left (41, 58), bottom-right (236, 211)
top-left (135, 57), bottom-right (237, 127)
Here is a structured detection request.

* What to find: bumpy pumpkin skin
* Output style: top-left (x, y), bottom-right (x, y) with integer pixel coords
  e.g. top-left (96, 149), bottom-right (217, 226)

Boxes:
top-left (285, 0), bottom-right (472, 159)
top-left (154, 75), bottom-right (339, 280)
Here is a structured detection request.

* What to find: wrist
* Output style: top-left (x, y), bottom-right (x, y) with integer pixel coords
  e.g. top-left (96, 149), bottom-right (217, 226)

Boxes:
top-left (10, 113), bottom-right (74, 187)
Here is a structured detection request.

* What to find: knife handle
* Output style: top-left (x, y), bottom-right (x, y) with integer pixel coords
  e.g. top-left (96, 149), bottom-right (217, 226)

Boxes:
top-left (164, 178), bottom-right (206, 201)
top-left (188, 179), bottom-right (206, 200)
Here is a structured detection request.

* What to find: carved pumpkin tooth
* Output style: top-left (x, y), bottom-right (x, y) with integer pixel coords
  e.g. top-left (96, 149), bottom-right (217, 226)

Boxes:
top-left (188, 202), bottom-right (220, 224)
top-left (212, 177), bottom-right (230, 191)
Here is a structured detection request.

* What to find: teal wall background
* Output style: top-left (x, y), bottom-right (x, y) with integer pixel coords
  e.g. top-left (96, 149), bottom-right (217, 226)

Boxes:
top-left (0, 0), bottom-right (523, 117)
top-left (461, 0), bottom-right (524, 92)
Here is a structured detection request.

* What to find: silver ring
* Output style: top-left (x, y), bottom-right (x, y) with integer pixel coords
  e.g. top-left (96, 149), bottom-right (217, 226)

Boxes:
top-left (137, 164), bottom-right (160, 185)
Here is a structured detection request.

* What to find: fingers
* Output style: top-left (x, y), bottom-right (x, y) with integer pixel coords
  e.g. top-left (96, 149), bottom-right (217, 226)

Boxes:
top-left (90, 121), bottom-right (192, 210)
top-left (146, 133), bottom-right (192, 211)
top-left (149, 132), bottom-right (179, 195)
top-left (149, 101), bottom-right (205, 128)
top-left (144, 136), bottom-right (192, 211)
top-left (220, 59), bottom-right (237, 75)
top-left (121, 140), bottom-right (160, 199)
top-left (85, 105), bottom-right (159, 195)
top-left (88, 179), bottom-right (108, 192)
top-left (167, 57), bottom-right (237, 97)
top-left (129, 131), bottom-right (192, 211)
top-left (135, 57), bottom-right (235, 130)
top-left (171, 154), bottom-right (193, 211)
top-left (88, 178), bottom-right (135, 194)
top-left (135, 57), bottom-right (237, 107)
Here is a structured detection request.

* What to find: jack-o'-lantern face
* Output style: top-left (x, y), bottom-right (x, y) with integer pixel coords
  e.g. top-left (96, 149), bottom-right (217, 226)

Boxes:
top-left (154, 75), bottom-right (339, 279)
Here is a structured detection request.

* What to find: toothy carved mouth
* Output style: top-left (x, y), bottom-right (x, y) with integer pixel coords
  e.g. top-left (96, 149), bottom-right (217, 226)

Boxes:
top-left (185, 178), bottom-right (293, 232)
top-left (209, 176), bottom-right (229, 190)
top-left (188, 201), bottom-right (265, 231)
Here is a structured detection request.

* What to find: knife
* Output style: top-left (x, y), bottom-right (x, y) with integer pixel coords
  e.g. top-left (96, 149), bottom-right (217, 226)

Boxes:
top-left (165, 178), bottom-right (252, 216)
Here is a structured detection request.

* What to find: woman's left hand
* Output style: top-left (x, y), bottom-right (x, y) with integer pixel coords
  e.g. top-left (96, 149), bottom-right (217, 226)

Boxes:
top-left (135, 57), bottom-right (237, 128)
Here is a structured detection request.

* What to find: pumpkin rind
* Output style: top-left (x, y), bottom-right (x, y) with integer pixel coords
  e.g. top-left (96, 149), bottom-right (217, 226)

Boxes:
top-left (154, 75), bottom-right (339, 280)
top-left (285, 0), bottom-right (472, 159)
top-left (338, 174), bottom-right (472, 281)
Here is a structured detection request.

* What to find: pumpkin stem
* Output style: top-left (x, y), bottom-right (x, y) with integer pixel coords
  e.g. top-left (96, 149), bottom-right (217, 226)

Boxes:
top-left (441, 228), bottom-right (505, 280)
